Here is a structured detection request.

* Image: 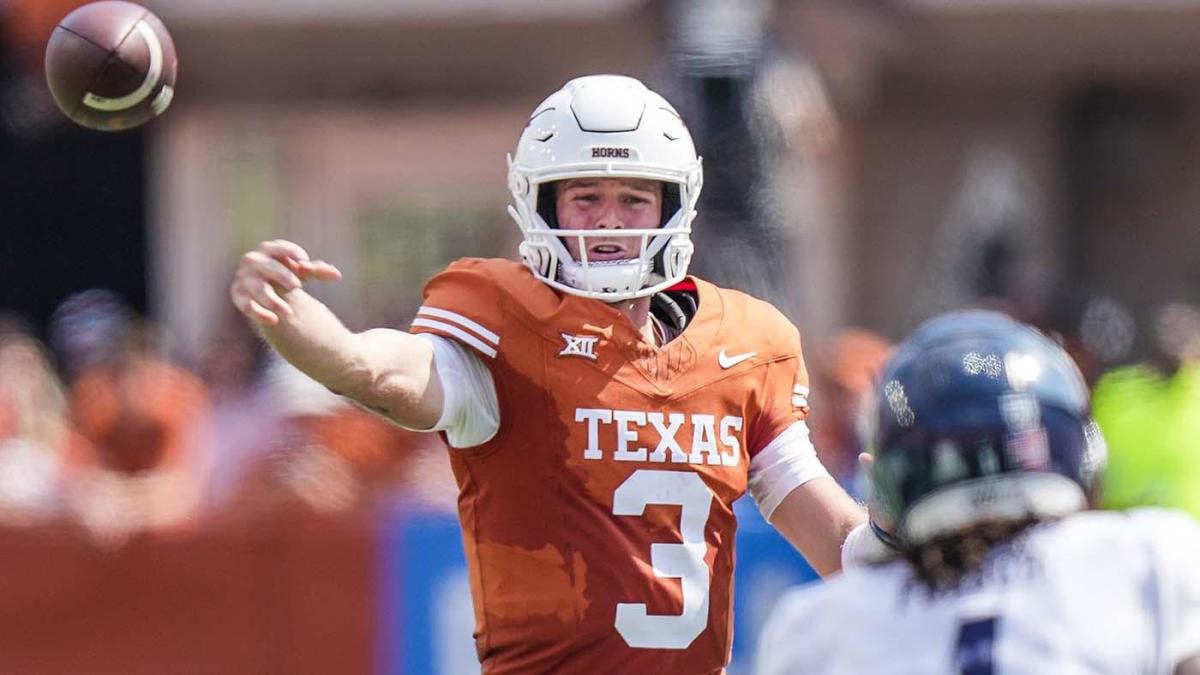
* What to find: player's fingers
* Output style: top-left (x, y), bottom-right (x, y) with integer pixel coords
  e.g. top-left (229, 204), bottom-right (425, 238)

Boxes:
top-left (241, 252), bottom-right (303, 291)
top-left (858, 452), bottom-right (874, 473)
top-left (297, 259), bottom-right (342, 282)
top-left (244, 299), bottom-right (280, 326)
top-left (238, 276), bottom-right (293, 319)
top-left (259, 239), bottom-right (312, 264)
top-left (231, 290), bottom-right (279, 326)
top-left (255, 283), bottom-right (295, 319)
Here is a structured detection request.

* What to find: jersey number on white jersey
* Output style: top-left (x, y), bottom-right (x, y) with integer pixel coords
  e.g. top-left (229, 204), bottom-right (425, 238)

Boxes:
top-left (957, 616), bottom-right (998, 675)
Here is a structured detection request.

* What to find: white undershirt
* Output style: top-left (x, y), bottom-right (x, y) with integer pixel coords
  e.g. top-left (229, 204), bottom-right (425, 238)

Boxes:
top-left (417, 333), bottom-right (828, 519)
top-left (416, 333), bottom-right (501, 448)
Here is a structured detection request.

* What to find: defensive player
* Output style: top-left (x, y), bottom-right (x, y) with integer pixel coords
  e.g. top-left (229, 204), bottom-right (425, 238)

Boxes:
top-left (231, 75), bottom-right (867, 674)
top-left (757, 311), bottom-right (1200, 675)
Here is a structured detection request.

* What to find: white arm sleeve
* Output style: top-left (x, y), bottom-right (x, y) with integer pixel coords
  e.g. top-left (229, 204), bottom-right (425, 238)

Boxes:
top-left (748, 420), bottom-right (832, 519)
top-left (416, 333), bottom-right (500, 449)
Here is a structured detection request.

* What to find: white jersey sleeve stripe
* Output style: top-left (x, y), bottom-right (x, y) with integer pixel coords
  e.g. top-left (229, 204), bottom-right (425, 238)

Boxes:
top-left (748, 420), bottom-right (832, 519)
top-left (417, 306), bottom-right (500, 346)
top-left (411, 318), bottom-right (498, 358)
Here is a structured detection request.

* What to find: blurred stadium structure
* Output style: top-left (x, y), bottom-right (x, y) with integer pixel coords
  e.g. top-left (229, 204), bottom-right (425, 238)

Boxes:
top-left (2, 0), bottom-right (1200, 673)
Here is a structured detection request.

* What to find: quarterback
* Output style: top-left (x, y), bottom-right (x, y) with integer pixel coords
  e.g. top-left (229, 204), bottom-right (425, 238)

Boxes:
top-left (757, 311), bottom-right (1200, 675)
top-left (231, 75), bottom-right (867, 674)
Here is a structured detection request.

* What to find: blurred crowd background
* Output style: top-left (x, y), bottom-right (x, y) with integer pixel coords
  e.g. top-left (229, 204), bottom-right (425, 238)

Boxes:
top-left (2, 0), bottom-right (1199, 673)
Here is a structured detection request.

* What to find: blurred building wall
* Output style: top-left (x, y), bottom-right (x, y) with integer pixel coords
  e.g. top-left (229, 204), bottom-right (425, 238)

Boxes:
top-left (15, 0), bottom-right (1200, 359)
top-left (776, 2), bottom-right (1200, 352)
top-left (152, 102), bottom-right (527, 356)
top-left (146, 2), bottom-right (665, 357)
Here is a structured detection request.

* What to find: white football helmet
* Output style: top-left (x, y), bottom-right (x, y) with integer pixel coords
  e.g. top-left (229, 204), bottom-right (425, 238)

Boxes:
top-left (507, 75), bottom-right (703, 301)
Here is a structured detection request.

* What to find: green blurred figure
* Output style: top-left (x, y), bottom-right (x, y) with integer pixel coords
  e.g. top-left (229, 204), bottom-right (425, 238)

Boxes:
top-left (1092, 303), bottom-right (1200, 519)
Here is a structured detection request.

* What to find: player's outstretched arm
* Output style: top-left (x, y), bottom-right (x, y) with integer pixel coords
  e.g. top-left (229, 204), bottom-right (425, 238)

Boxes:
top-left (230, 239), bottom-right (443, 429)
top-left (769, 478), bottom-right (867, 577)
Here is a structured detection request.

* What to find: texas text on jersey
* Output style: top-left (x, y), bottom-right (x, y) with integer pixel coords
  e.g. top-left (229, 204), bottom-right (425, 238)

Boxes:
top-left (410, 258), bottom-right (814, 675)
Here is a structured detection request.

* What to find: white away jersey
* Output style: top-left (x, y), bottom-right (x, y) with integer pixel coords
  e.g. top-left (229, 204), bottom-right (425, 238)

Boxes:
top-left (757, 508), bottom-right (1200, 675)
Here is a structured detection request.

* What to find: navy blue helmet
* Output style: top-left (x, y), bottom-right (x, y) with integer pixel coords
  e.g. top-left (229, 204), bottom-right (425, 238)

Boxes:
top-left (869, 310), bottom-right (1106, 545)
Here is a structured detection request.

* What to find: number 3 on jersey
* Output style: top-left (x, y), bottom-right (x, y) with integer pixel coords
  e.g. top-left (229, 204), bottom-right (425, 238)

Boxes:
top-left (612, 469), bottom-right (715, 649)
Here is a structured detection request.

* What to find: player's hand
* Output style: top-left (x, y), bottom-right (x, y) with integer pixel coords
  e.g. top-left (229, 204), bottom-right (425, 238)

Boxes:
top-left (230, 239), bottom-right (342, 326)
top-left (858, 451), bottom-right (901, 551)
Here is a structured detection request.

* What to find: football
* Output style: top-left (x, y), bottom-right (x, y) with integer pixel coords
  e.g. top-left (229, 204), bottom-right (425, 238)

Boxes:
top-left (44, 1), bottom-right (177, 132)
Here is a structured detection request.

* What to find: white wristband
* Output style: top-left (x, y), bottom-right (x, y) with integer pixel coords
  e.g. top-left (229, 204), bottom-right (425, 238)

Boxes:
top-left (840, 520), bottom-right (895, 570)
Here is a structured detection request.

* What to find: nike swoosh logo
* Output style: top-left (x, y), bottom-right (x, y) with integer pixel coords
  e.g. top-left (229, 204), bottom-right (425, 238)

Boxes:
top-left (718, 349), bottom-right (757, 369)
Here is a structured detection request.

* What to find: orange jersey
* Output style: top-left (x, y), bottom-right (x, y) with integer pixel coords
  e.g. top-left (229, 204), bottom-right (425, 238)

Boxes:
top-left (410, 259), bottom-right (811, 675)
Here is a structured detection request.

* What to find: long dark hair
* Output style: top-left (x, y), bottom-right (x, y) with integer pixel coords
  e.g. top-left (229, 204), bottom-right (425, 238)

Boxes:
top-left (901, 517), bottom-right (1040, 592)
